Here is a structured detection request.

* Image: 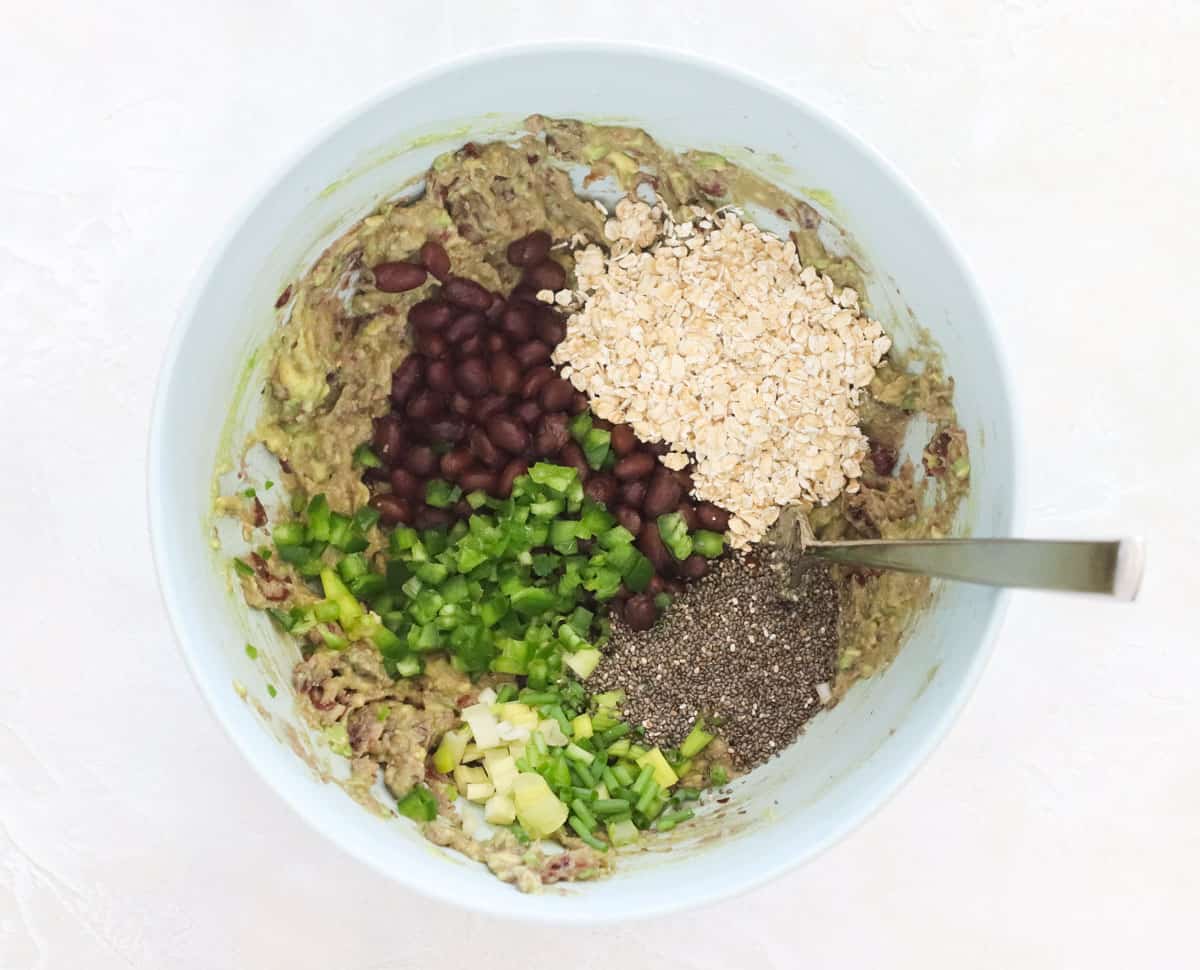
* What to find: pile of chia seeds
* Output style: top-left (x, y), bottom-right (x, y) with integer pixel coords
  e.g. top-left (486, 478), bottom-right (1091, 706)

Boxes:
top-left (591, 552), bottom-right (840, 770)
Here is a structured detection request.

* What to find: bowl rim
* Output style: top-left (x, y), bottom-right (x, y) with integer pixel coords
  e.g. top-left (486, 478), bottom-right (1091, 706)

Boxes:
top-left (147, 39), bottom-right (1025, 923)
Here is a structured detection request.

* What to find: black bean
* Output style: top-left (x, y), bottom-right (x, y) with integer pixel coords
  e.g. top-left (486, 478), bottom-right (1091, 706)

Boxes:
top-left (390, 356), bottom-right (424, 408)
top-left (523, 259), bottom-right (566, 292)
top-left (389, 467), bottom-right (422, 499)
top-left (623, 594), bottom-right (657, 631)
top-left (445, 311), bottom-right (484, 344)
top-left (454, 357), bottom-right (490, 398)
top-left (403, 445), bottom-right (438, 477)
top-left (490, 353), bottom-right (521, 396)
top-left (372, 415), bottom-right (404, 465)
top-left (496, 459), bottom-right (528, 497)
top-left (538, 377), bottom-right (573, 412)
top-left (505, 230), bottom-right (552, 267)
top-left (513, 340), bottom-right (551, 370)
top-left (372, 261), bottom-right (427, 293)
top-left (408, 299), bottom-right (453, 331)
top-left (419, 240), bottom-right (450, 281)
top-left (439, 448), bottom-right (473, 481)
top-left (370, 494), bottom-right (414, 526)
top-left (500, 305), bottom-right (534, 342)
top-left (487, 414), bottom-right (530, 454)
top-left (614, 452), bottom-right (656, 481)
top-left (695, 502), bottom-right (730, 531)
top-left (534, 412), bottom-right (570, 456)
top-left (405, 389), bottom-right (443, 421)
top-left (583, 474), bottom-right (617, 505)
top-left (442, 275), bottom-right (492, 311)
top-left (469, 426), bottom-right (505, 469)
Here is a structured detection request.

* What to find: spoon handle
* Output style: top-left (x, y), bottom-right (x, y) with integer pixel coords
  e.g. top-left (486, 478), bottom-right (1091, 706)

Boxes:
top-left (806, 538), bottom-right (1145, 600)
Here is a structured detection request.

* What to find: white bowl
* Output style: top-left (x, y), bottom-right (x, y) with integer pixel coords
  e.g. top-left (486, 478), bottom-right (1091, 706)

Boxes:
top-left (149, 44), bottom-right (1021, 922)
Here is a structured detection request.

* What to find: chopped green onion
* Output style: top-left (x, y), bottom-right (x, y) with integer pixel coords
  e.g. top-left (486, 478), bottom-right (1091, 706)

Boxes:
top-left (710, 765), bottom-right (729, 786)
top-left (592, 798), bottom-right (632, 816)
top-left (232, 558), bottom-right (254, 577)
top-left (680, 722), bottom-right (714, 758)
top-left (266, 683), bottom-right (277, 698)
top-left (244, 643), bottom-right (258, 659)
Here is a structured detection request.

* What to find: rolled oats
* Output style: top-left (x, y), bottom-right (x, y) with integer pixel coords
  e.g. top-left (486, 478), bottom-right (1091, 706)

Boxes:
top-left (552, 198), bottom-right (891, 547)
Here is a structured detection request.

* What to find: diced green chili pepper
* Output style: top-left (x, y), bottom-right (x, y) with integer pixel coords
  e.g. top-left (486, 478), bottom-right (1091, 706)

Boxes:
top-left (352, 443), bottom-right (382, 468)
top-left (424, 479), bottom-right (462, 509)
top-left (692, 530), bottom-right (725, 558)
top-left (582, 428), bottom-right (611, 469)
top-left (396, 783), bottom-right (438, 822)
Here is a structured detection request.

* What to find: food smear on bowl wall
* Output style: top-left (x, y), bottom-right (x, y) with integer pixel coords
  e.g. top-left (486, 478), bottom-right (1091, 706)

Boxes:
top-left (216, 116), bottom-right (971, 892)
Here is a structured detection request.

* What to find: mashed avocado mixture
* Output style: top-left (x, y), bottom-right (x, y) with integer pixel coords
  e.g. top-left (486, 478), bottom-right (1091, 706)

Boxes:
top-left (221, 116), bottom-right (968, 891)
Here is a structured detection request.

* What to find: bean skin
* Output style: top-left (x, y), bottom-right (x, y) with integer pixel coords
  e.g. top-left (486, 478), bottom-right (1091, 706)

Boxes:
top-left (523, 259), bottom-right (566, 292)
top-left (473, 394), bottom-right (509, 424)
top-left (372, 261), bottom-right (427, 293)
top-left (427, 417), bottom-right (466, 443)
top-left (677, 503), bottom-right (701, 530)
top-left (496, 459), bottom-right (528, 497)
top-left (439, 448), bottom-right (473, 481)
top-left (534, 412), bottom-right (570, 456)
top-left (469, 426), bottom-right (505, 469)
top-left (408, 299), bottom-right (453, 331)
top-left (535, 309), bottom-right (566, 346)
top-left (500, 305), bottom-right (534, 342)
top-left (514, 399), bottom-right (542, 427)
top-left (454, 357), bottom-right (490, 398)
top-left (458, 468), bottom-right (497, 494)
top-left (610, 424), bottom-right (636, 457)
top-left (405, 389), bottom-right (443, 421)
top-left (614, 506), bottom-right (642, 535)
top-left (583, 474), bottom-right (617, 505)
top-left (513, 340), bottom-right (551, 370)
top-left (486, 414), bottom-right (530, 454)
top-left (416, 331), bottom-right (448, 358)
top-left (425, 359), bottom-right (454, 393)
top-left (695, 502), bottom-right (730, 531)
top-left (442, 275), bottom-right (492, 311)
top-left (559, 441), bottom-right (590, 481)
top-left (490, 353), bottom-right (521, 395)
top-left (370, 493), bottom-right (414, 526)
top-left (419, 240), bottom-right (450, 281)
top-left (505, 230), bottom-right (552, 267)
top-left (620, 479), bottom-right (647, 507)
top-left (623, 593), bottom-right (657, 632)
top-left (445, 311), bottom-right (484, 344)
top-left (390, 356), bottom-right (424, 408)
top-left (520, 366), bottom-right (554, 400)
top-left (614, 452), bottom-right (656, 480)
top-left (415, 506), bottom-right (455, 529)
top-left (403, 445), bottom-right (438, 477)
top-left (372, 415), bottom-right (404, 465)
top-left (456, 334), bottom-right (484, 359)
top-left (637, 522), bottom-right (672, 572)
top-left (643, 470), bottom-right (683, 518)
top-left (389, 467), bottom-right (422, 499)
top-left (539, 377), bottom-right (573, 412)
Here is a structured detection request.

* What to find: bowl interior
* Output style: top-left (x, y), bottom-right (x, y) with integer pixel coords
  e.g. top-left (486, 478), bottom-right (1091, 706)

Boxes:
top-left (150, 46), bottom-right (1018, 921)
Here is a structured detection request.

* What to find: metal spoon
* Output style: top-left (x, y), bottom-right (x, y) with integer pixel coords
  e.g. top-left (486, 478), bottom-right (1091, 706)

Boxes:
top-left (801, 537), bottom-right (1145, 600)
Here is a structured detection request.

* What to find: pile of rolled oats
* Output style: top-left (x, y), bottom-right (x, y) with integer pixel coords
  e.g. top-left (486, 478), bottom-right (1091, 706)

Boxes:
top-left (547, 198), bottom-right (892, 547)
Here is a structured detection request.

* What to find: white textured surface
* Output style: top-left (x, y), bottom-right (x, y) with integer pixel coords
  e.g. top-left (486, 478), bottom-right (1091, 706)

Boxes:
top-left (1, 1), bottom-right (1196, 967)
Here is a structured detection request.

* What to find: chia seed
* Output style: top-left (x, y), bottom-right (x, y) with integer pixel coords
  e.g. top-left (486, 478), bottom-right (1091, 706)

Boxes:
top-left (592, 551), bottom-right (840, 770)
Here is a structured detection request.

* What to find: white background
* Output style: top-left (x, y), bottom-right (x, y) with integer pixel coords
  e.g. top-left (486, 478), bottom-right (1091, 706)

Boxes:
top-left (2, 1), bottom-right (1197, 967)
